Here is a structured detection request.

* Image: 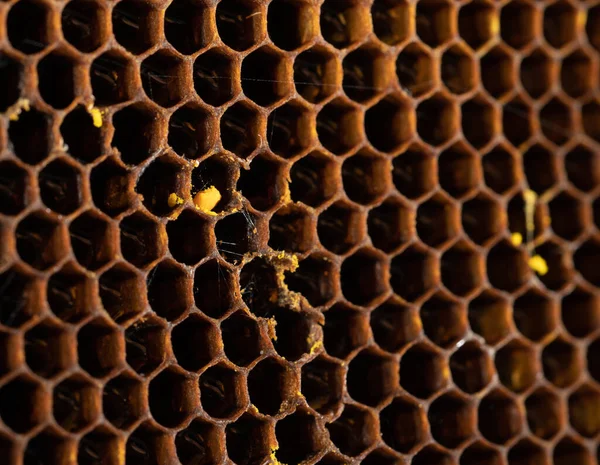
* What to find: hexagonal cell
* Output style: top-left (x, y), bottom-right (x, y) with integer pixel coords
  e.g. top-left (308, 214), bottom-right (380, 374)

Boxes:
top-left (574, 238), bottom-right (600, 286)
top-left (194, 259), bottom-right (236, 318)
top-left (416, 0), bottom-right (455, 47)
top-left (273, 309), bottom-right (320, 361)
top-left (125, 315), bottom-right (167, 375)
top-left (458, 1), bottom-right (496, 50)
top-left (176, 419), bottom-right (224, 465)
top-left (200, 363), bottom-right (247, 419)
top-left (317, 99), bottom-right (362, 155)
top-left (301, 356), bottom-right (344, 415)
top-left (90, 51), bottom-right (136, 105)
top-left (565, 145), bottom-right (599, 193)
top-left (549, 191), bottom-right (587, 241)
top-left (137, 156), bottom-right (188, 218)
top-left (371, 299), bottom-right (420, 353)
top-left (479, 389), bottom-right (523, 444)
top-left (508, 439), bottom-right (549, 465)
top-left (25, 319), bottom-right (74, 378)
top-left (561, 49), bottom-right (594, 98)
top-left (482, 145), bottom-right (519, 194)
top-left (7, 0), bottom-right (54, 54)
top-left (542, 337), bottom-right (581, 388)
top-left (562, 288), bottom-right (600, 338)
top-left (428, 392), bottom-right (475, 449)
top-left (78, 317), bottom-right (124, 378)
top-left (37, 51), bottom-right (79, 109)
top-left (9, 107), bottom-right (53, 165)
top-left (16, 211), bottom-right (68, 271)
top-left (525, 387), bottom-right (563, 440)
top-left (226, 413), bottom-right (271, 464)
top-left (512, 289), bottom-right (557, 343)
top-left (396, 44), bottom-right (433, 99)
top-left (539, 97), bottom-right (573, 146)
top-left (70, 211), bottom-right (115, 272)
top-left (380, 397), bottom-right (428, 454)
top-left (569, 384), bottom-right (600, 438)
top-left (268, 0), bottom-right (317, 51)
top-left (121, 212), bottom-right (167, 270)
top-left (461, 442), bottom-right (503, 465)
top-left (554, 437), bottom-right (592, 465)
top-left (417, 93), bottom-right (458, 146)
top-left (582, 101), bottom-right (600, 142)
top-left (191, 156), bottom-right (237, 213)
top-left (390, 244), bottom-right (438, 302)
top-left (103, 373), bottom-right (144, 430)
top-left (286, 255), bottom-right (336, 307)
top-left (193, 49), bottom-right (237, 107)
top-left (238, 154), bottom-right (285, 211)
top-left (164, 0), bottom-right (211, 54)
top-left (62, 0), bottom-right (108, 52)
top-left (216, 0), bottom-right (265, 51)
top-left (442, 44), bottom-right (475, 95)
top-left (469, 290), bottom-right (511, 345)
top-left (587, 6), bottom-right (600, 51)
top-left (221, 311), bottom-right (262, 368)
top-left (220, 101), bottom-right (262, 159)
top-left (112, 103), bottom-right (164, 166)
top-left (320, 0), bottom-right (370, 49)
top-left (327, 405), bottom-right (378, 456)
top-left (421, 291), bottom-right (468, 347)
top-left (501, 1), bottom-right (536, 49)
top-left (290, 152), bottom-right (338, 207)
top-left (451, 341), bottom-right (493, 394)
top-left (38, 158), bottom-right (83, 215)
top-left (248, 357), bottom-right (295, 415)
top-left (544, 1), bottom-right (576, 48)
top-left (90, 158), bottom-right (133, 217)
top-left (480, 46), bottom-right (514, 99)
top-left (341, 248), bottom-right (388, 306)
top-left (503, 97), bottom-right (534, 147)
top-left (269, 205), bottom-right (315, 253)
top-left (53, 375), bottom-right (100, 433)
top-left (172, 315), bottom-right (220, 372)
top-left (342, 44), bottom-right (391, 103)
top-left (112, 0), bottom-right (160, 54)
top-left (141, 49), bottom-right (187, 108)
top-left (276, 410), bottom-right (327, 464)
top-left (487, 240), bottom-right (530, 292)
top-left (413, 445), bottom-right (454, 465)
top-left (362, 449), bottom-right (400, 465)
top-left (241, 46), bottom-right (292, 107)
top-left (400, 343), bottom-right (449, 398)
top-left (61, 106), bottom-right (105, 164)
top-left (495, 339), bottom-right (538, 393)
top-left (0, 330), bottom-right (20, 378)
top-left (347, 349), bottom-right (397, 407)
top-left (317, 201), bottom-right (365, 255)
top-left (0, 267), bottom-right (43, 327)
top-left (462, 96), bottom-right (497, 149)
top-left (392, 145), bottom-right (436, 199)
top-left (416, 193), bottom-right (459, 247)
top-left (462, 193), bottom-right (504, 246)
top-left (294, 46), bottom-right (339, 104)
top-left (0, 52), bottom-right (23, 112)
top-left (368, 197), bottom-right (414, 253)
top-left (342, 152), bottom-right (390, 206)
top-left (25, 430), bottom-right (76, 465)
top-left (99, 263), bottom-right (146, 323)
top-left (440, 145), bottom-right (481, 199)
top-left (126, 423), bottom-right (175, 465)
top-left (365, 94), bottom-right (413, 153)
top-left (0, 160), bottom-right (29, 215)
top-left (323, 304), bottom-right (369, 359)
top-left (149, 368), bottom-right (199, 427)
top-left (536, 240), bottom-right (576, 291)
top-left (0, 375), bottom-right (48, 433)
top-left (215, 211), bottom-right (260, 264)
top-left (267, 101), bottom-right (315, 159)
top-left (520, 49), bottom-right (553, 100)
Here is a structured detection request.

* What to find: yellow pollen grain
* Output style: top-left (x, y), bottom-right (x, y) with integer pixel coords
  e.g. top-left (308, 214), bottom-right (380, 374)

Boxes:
top-left (168, 193), bottom-right (185, 208)
top-left (529, 255), bottom-right (548, 276)
top-left (511, 232), bottom-right (523, 246)
top-left (193, 186), bottom-right (221, 215)
top-left (8, 98), bottom-right (30, 121)
top-left (87, 106), bottom-right (103, 128)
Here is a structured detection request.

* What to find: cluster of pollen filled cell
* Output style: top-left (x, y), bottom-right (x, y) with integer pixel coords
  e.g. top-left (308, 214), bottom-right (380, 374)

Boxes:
top-left (0, 0), bottom-right (600, 464)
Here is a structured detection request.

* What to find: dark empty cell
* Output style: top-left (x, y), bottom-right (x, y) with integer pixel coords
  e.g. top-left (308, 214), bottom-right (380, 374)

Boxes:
top-left (78, 430), bottom-right (122, 465)
top-left (200, 364), bottom-right (246, 419)
top-left (413, 446), bottom-right (454, 465)
top-left (372, 0), bottom-right (410, 45)
top-left (121, 212), bottom-right (166, 269)
top-left (508, 440), bottom-right (549, 465)
top-left (390, 246), bottom-right (438, 301)
top-left (371, 300), bottom-right (420, 352)
top-left (9, 108), bottom-right (52, 165)
top-left (462, 194), bottom-right (503, 245)
top-left (504, 98), bottom-right (532, 147)
top-left (462, 443), bottom-right (503, 465)
top-left (342, 153), bottom-right (389, 205)
top-left (26, 432), bottom-right (77, 465)
top-left (268, 0), bottom-right (316, 50)
top-left (478, 390), bottom-right (523, 444)
top-left (347, 350), bottom-right (397, 406)
top-left (149, 369), bottom-right (198, 427)
top-left (194, 49), bottom-right (236, 106)
top-left (535, 241), bottom-right (574, 292)
top-left (520, 49), bottom-right (553, 99)
top-left (141, 51), bottom-right (185, 107)
top-left (327, 406), bottom-right (377, 456)
top-left (241, 47), bottom-right (290, 107)
top-left (561, 50), bottom-right (593, 98)
top-left (90, 52), bottom-right (135, 105)
top-left (226, 414), bottom-right (271, 465)
top-left (439, 144), bottom-right (480, 197)
top-left (215, 212), bottom-right (258, 264)
top-left (99, 264), bottom-right (146, 323)
top-left (112, 104), bottom-right (162, 165)
top-left (176, 420), bottom-right (222, 465)
top-left (549, 192), bottom-right (585, 241)
top-left (323, 305), bottom-right (369, 359)
top-left (365, 96), bottom-right (413, 153)
top-left (125, 317), bottom-right (167, 375)
top-left (417, 95), bottom-right (457, 146)
top-left (458, 2), bottom-right (495, 49)
top-left (317, 100), bottom-right (362, 155)
top-left (136, 155), bottom-right (188, 217)
top-left (238, 155), bottom-right (284, 211)
top-left (496, 340), bottom-right (537, 393)
top-left (0, 53), bottom-right (22, 112)
top-left (7, 0), bottom-right (53, 54)
top-left (416, 1), bottom-right (453, 47)
top-left (24, 320), bottom-right (73, 378)
top-left (482, 146), bottom-right (518, 194)
top-left (222, 311), bottom-right (263, 367)
top-left (103, 375), bottom-right (144, 430)
top-left (500, 2), bottom-right (535, 49)
top-left (191, 156), bottom-right (237, 212)
top-left (461, 98), bottom-right (496, 149)
top-left (320, 0), bottom-right (369, 48)
top-left (401, 345), bottom-right (449, 398)
top-left (562, 288), bottom-right (600, 338)
top-left (220, 102), bottom-right (261, 159)
top-left (16, 213), bottom-right (67, 270)
top-left (37, 52), bottom-right (77, 109)
top-left (441, 242), bottom-right (482, 297)
top-left (112, 0), bottom-right (159, 54)
top-left (539, 98), bottom-right (572, 146)
top-left (216, 0), bottom-right (263, 51)
top-left (0, 331), bottom-right (20, 377)
top-left (451, 342), bottom-right (493, 394)
top-left (286, 255), bottom-right (335, 307)
top-left (544, 1), bottom-right (576, 48)
top-left (569, 385), bottom-right (600, 438)
top-left (341, 250), bottom-right (387, 306)
top-left (416, 195), bottom-right (458, 247)
top-left (290, 152), bottom-right (337, 207)
top-left (421, 293), bottom-right (468, 347)
top-left (239, 258), bottom-right (279, 318)
top-left (397, 43), bottom-right (436, 97)
top-left (77, 319), bottom-right (123, 378)
top-left (554, 438), bottom-right (592, 465)
top-left (317, 202), bottom-right (364, 255)
top-left (53, 377), bottom-right (99, 432)
top-left (267, 102), bottom-right (314, 159)
top-left (172, 317), bottom-right (220, 372)
top-left (301, 357), bottom-right (343, 414)
top-left (269, 206), bottom-right (314, 253)
top-left (393, 146), bottom-right (436, 198)
top-left (368, 199), bottom-right (413, 253)
top-left (70, 212), bottom-right (115, 271)
top-left (428, 394), bottom-right (475, 449)
top-left (565, 145), bottom-right (599, 192)
top-left (0, 268), bottom-right (42, 328)
top-left (543, 338), bottom-right (581, 388)
top-left (468, 291), bottom-right (511, 345)
top-left (0, 161), bottom-right (29, 215)
top-left (39, 159), bottom-right (82, 215)
top-left (147, 260), bottom-right (191, 321)
top-left (583, 102), bottom-right (600, 142)
top-left (487, 241), bottom-right (529, 292)
top-left (441, 45), bottom-right (475, 95)
top-left (294, 47), bottom-right (338, 104)
top-left (480, 47), bottom-right (513, 98)
top-left (343, 46), bottom-right (390, 102)
top-left (194, 259), bottom-right (236, 318)
top-left (62, 0), bottom-right (107, 52)
top-left (523, 144), bottom-right (558, 194)
top-left (61, 106), bottom-right (104, 164)
top-left (127, 426), bottom-right (171, 465)
top-left (380, 398), bottom-right (428, 453)
top-left (276, 411), bottom-right (326, 465)
top-left (164, 0), bottom-right (211, 54)
top-left (0, 377), bottom-right (47, 433)
top-left (274, 310), bottom-right (316, 361)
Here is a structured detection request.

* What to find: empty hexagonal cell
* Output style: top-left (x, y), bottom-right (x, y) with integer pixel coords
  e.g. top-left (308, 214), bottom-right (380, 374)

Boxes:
top-left (417, 94), bottom-right (458, 146)
top-left (536, 240), bottom-right (575, 291)
top-left (317, 201), bottom-right (364, 255)
top-left (561, 49), bottom-right (593, 98)
top-left (400, 343), bottom-right (449, 398)
top-left (164, 0), bottom-right (211, 54)
top-left (276, 410), bottom-right (327, 464)
top-left (327, 405), bottom-right (378, 456)
top-left (39, 158), bottom-right (82, 215)
top-left (0, 160), bottom-right (30, 215)
top-left (200, 363), bottom-right (247, 419)
top-left (0, 267), bottom-right (43, 327)
top-left (120, 212), bottom-right (167, 270)
top-left (416, 193), bottom-right (459, 247)
top-left (141, 50), bottom-right (187, 108)
top-left (25, 319), bottom-right (74, 378)
top-left (323, 304), bottom-right (369, 359)
top-left (53, 375), bottom-right (100, 433)
top-left (520, 49), bottom-right (554, 100)
top-left (273, 309), bottom-right (320, 361)
top-left (554, 437), bottom-right (592, 465)
top-left (112, 104), bottom-right (164, 166)
top-left (569, 384), bottom-right (600, 438)
top-left (582, 101), bottom-right (600, 142)
top-left (112, 0), bottom-right (160, 54)
top-left (461, 96), bottom-right (497, 149)
top-left (0, 52), bottom-right (23, 112)
top-left (542, 337), bottom-right (581, 388)
top-left (70, 211), bottom-right (116, 272)
top-left (390, 244), bottom-right (438, 302)
top-left (125, 315), bottom-right (167, 375)
top-left (416, 0), bottom-right (455, 47)
top-left (396, 45), bottom-right (434, 99)
top-left (479, 389), bottom-right (523, 444)
top-left (195, 259), bottom-right (236, 318)
top-left (301, 356), bottom-right (344, 414)
top-left (342, 45), bottom-right (391, 103)
top-left (451, 341), bottom-right (493, 394)
top-left (495, 339), bottom-right (538, 393)
top-left (176, 419), bottom-right (224, 465)
top-left (267, 101), bottom-right (315, 159)
top-left (25, 430), bottom-right (77, 465)
top-left (392, 145), bottom-right (436, 199)
top-left (242, 46), bottom-right (292, 107)
top-left (588, 6), bottom-right (600, 50)
top-left (216, 0), bottom-right (265, 51)
top-left (37, 51), bottom-right (79, 109)
top-left (290, 152), bottom-right (338, 207)
top-left (462, 193), bottom-right (504, 245)
top-left (99, 263), bottom-right (146, 323)
top-left (149, 368), bottom-right (199, 427)
top-left (126, 423), bottom-right (175, 465)
top-left (562, 288), bottom-right (600, 338)
top-left (366, 94), bottom-right (413, 153)
top-left (193, 48), bottom-right (237, 107)
top-left (439, 144), bottom-right (481, 197)
top-left (501, 1), bottom-right (537, 49)
top-left (442, 44), bottom-right (475, 95)
top-left (544, 1), bottom-right (576, 49)
top-left (140, 156), bottom-right (190, 217)
top-left (286, 255), bottom-right (336, 307)
top-left (269, 205), bottom-right (315, 253)
top-left (61, 0), bottom-right (108, 52)
top-left (7, 0), bottom-right (54, 54)
top-left (226, 413), bottom-right (271, 465)
top-left (380, 397), bottom-right (428, 454)
top-left (421, 291), bottom-right (468, 347)
top-left (317, 99), bottom-right (363, 155)
top-left (90, 51), bottom-right (136, 105)
top-left (61, 106), bottom-right (105, 164)
top-left (103, 373), bottom-right (144, 430)
top-left (461, 442), bottom-right (503, 465)
top-left (482, 145), bottom-right (519, 194)
top-left (78, 317), bottom-right (124, 378)
top-left (508, 439), bottom-right (549, 465)
top-left (215, 211), bottom-right (260, 264)
top-left (371, 299), bottom-right (421, 353)
top-left (294, 46), bottom-right (339, 104)
top-left (220, 102), bottom-right (262, 159)
top-left (525, 387), bottom-right (563, 440)
top-left (90, 158), bottom-right (134, 216)
top-left (145, 261), bottom-right (191, 322)
top-left (565, 145), bottom-right (599, 192)
top-left (248, 357), bottom-right (295, 415)
top-left (342, 152), bottom-right (390, 205)
top-left (539, 97), bottom-right (573, 146)
top-left (16, 211), bottom-right (68, 270)
top-left (172, 315), bottom-right (220, 372)
top-left (341, 248), bottom-right (388, 306)
top-left (0, 375), bottom-right (48, 433)
top-left (347, 349), bottom-right (397, 407)
top-left (513, 289), bottom-right (557, 343)
top-left (469, 290), bottom-right (511, 345)
top-left (504, 97), bottom-right (534, 147)
top-left (549, 191), bottom-right (587, 241)
top-left (9, 107), bottom-right (53, 165)
top-left (414, 446), bottom-right (455, 465)
top-left (238, 154), bottom-right (285, 211)
top-left (268, 0), bottom-right (317, 51)
top-left (371, 0), bottom-right (411, 46)
top-left (428, 392), bottom-right (475, 449)
top-left (574, 238), bottom-right (600, 286)
top-left (368, 197), bottom-right (414, 253)
top-left (487, 240), bottom-right (530, 292)
top-left (458, 1), bottom-right (496, 49)
top-left (320, 0), bottom-right (370, 49)
top-left (480, 46), bottom-right (514, 99)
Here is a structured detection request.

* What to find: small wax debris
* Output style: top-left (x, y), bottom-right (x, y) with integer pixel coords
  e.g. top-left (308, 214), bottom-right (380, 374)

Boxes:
top-left (511, 232), bottom-right (523, 246)
top-left (87, 106), bottom-right (103, 128)
top-left (529, 255), bottom-right (548, 276)
top-left (8, 98), bottom-right (30, 121)
top-left (194, 186), bottom-right (221, 214)
top-left (168, 193), bottom-right (184, 208)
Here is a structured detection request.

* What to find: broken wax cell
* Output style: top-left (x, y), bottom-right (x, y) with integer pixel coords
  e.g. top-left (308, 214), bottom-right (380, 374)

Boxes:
top-left (194, 186), bottom-right (222, 215)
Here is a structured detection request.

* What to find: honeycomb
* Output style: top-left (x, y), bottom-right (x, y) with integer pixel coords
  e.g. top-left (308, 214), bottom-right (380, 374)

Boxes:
top-left (0, 0), bottom-right (600, 463)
